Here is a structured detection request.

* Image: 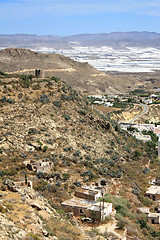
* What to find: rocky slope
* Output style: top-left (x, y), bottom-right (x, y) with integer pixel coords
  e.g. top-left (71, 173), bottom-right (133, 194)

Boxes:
top-left (0, 72), bottom-right (159, 239)
top-left (138, 104), bottom-right (160, 123)
top-left (111, 105), bottom-right (143, 123)
top-left (0, 180), bottom-right (85, 240)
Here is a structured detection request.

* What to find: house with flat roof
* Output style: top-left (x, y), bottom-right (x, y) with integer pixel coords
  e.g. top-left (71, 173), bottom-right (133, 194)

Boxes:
top-left (62, 197), bottom-right (112, 221)
top-left (62, 186), bottom-right (112, 221)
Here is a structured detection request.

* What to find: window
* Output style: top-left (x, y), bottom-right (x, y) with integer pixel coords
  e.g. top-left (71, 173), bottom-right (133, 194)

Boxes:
top-left (80, 209), bottom-right (84, 213)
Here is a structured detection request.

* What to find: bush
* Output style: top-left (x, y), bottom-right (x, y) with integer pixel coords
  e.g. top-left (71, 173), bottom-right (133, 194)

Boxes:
top-left (102, 215), bottom-right (113, 223)
top-left (0, 204), bottom-right (6, 213)
top-left (62, 114), bottom-right (70, 121)
top-left (78, 110), bottom-right (86, 116)
top-left (63, 173), bottom-right (70, 180)
top-left (73, 150), bottom-right (81, 157)
top-left (27, 232), bottom-right (40, 240)
top-left (53, 100), bottom-right (61, 107)
top-left (39, 94), bottom-right (50, 104)
top-left (0, 70), bottom-right (9, 77)
top-left (51, 76), bottom-right (60, 82)
top-left (20, 75), bottom-right (33, 88)
top-left (61, 94), bottom-right (71, 101)
top-left (85, 155), bottom-right (91, 160)
top-left (42, 146), bottom-right (48, 152)
top-left (73, 181), bottom-right (82, 187)
top-left (137, 219), bottom-right (147, 229)
top-left (103, 194), bottom-right (131, 218)
top-left (117, 220), bottom-right (125, 230)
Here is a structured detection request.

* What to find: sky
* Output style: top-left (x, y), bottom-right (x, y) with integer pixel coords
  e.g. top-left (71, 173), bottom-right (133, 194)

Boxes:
top-left (0, 0), bottom-right (160, 36)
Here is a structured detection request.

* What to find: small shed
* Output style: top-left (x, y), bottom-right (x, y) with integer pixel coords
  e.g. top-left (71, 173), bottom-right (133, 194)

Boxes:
top-left (148, 213), bottom-right (160, 224)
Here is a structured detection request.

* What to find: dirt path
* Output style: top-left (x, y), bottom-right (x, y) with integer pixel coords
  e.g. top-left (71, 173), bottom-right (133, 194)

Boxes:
top-left (96, 220), bottom-right (126, 240)
top-left (6, 68), bottom-right (76, 74)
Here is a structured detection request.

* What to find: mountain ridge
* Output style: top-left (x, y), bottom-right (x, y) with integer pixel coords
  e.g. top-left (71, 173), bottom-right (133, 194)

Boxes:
top-left (1, 31), bottom-right (160, 49)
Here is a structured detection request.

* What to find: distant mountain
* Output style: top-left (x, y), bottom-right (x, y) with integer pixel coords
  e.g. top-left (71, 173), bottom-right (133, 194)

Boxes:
top-left (0, 32), bottom-right (160, 49)
top-left (64, 31), bottom-right (160, 40)
top-left (63, 31), bottom-right (160, 47)
top-left (0, 34), bottom-right (69, 49)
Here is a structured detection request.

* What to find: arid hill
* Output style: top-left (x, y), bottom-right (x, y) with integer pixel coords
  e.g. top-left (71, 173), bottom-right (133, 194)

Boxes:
top-left (0, 72), bottom-right (160, 239)
top-left (0, 48), bottom-right (109, 94)
top-left (0, 48), bottom-right (144, 94)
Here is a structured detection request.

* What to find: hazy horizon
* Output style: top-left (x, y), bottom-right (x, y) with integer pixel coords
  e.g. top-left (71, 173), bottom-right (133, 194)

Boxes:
top-left (0, 31), bottom-right (160, 38)
top-left (1, 0), bottom-right (160, 36)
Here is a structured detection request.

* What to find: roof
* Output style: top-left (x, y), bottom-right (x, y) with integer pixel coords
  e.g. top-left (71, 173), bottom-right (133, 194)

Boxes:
top-left (139, 207), bottom-right (150, 214)
top-left (62, 197), bottom-right (96, 209)
top-left (148, 212), bottom-right (160, 218)
top-left (88, 202), bottom-right (112, 211)
top-left (146, 186), bottom-right (160, 195)
top-left (76, 187), bottom-right (100, 196)
top-left (61, 197), bottom-right (112, 211)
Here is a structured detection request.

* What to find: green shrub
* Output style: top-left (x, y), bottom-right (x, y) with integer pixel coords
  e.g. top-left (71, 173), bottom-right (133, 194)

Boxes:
top-left (27, 232), bottom-right (40, 240)
top-left (53, 100), bottom-right (61, 107)
top-left (51, 76), bottom-right (60, 82)
top-left (78, 110), bottom-right (86, 116)
top-left (0, 71), bottom-right (9, 77)
top-left (39, 94), bottom-right (50, 104)
top-left (73, 150), bottom-right (81, 157)
top-left (62, 114), bottom-right (70, 121)
top-left (42, 146), bottom-right (48, 152)
top-left (61, 94), bottom-right (71, 101)
top-left (103, 194), bottom-right (131, 218)
top-left (0, 204), bottom-right (6, 213)
top-left (117, 220), bottom-right (125, 230)
top-left (137, 219), bottom-right (147, 229)
top-left (63, 173), bottom-right (70, 180)
top-left (20, 75), bottom-right (33, 88)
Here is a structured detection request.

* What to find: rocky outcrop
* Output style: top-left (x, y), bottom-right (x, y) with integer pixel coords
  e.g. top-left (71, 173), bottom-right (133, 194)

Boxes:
top-left (0, 180), bottom-right (59, 239)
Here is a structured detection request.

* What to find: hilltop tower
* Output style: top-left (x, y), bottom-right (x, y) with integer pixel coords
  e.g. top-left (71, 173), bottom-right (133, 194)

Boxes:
top-left (35, 69), bottom-right (44, 78)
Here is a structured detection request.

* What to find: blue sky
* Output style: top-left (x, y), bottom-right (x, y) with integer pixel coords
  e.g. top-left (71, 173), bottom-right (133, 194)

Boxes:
top-left (0, 0), bottom-right (160, 36)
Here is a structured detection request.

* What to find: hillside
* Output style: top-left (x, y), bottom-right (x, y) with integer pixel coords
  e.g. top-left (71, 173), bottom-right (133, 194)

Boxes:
top-left (0, 71), bottom-right (160, 239)
top-left (0, 48), bottom-right (111, 94)
top-left (0, 48), bottom-right (145, 94)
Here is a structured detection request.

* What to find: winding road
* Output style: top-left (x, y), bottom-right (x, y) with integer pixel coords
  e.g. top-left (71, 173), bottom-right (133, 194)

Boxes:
top-left (129, 104), bottom-right (148, 123)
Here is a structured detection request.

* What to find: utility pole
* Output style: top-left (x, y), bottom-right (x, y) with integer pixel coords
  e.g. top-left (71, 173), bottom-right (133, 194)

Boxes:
top-left (101, 189), bottom-right (104, 221)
